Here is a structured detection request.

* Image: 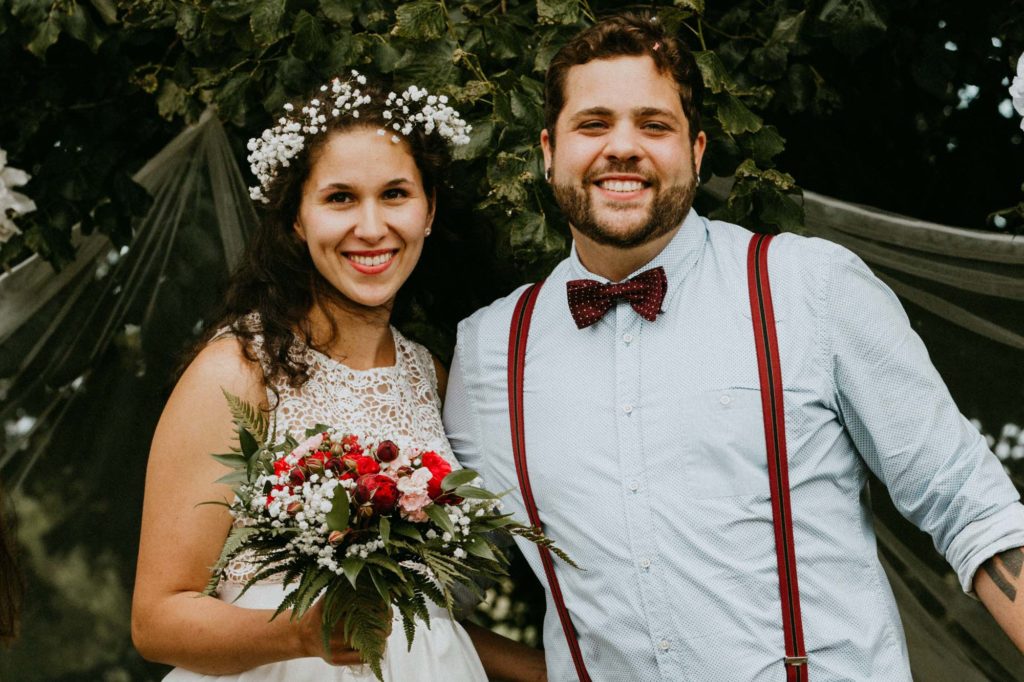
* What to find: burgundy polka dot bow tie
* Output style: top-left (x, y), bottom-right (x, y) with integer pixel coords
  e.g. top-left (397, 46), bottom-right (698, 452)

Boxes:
top-left (565, 266), bottom-right (668, 329)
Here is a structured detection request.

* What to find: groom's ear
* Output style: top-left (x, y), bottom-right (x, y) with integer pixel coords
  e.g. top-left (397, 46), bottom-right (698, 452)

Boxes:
top-left (540, 129), bottom-right (553, 181)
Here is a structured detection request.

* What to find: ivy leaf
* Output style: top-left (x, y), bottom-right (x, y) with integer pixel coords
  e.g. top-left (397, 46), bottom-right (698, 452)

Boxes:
top-left (694, 51), bottom-right (732, 95)
top-left (59, 2), bottom-right (103, 52)
top-left (749, 43), bottom-right (789, 82)
top-left (156, 80), bottom-right (188, 121)
top-left (673, 0), bottom-right (705, 13)
top-left (536, 0), bottom-right (579, 25)
top-left (89, 0), bottom-right (118, 25)
top-left (292, 10), bottom-right (329, 61)
top-left (771, 10), bottom-right (805, 45)
top-left (27, 16), bottom-right (61, 58)
top-left (373, 40), bottom-right (402, 73)
top-left (452, 119), bottom-right (493, 162)
top-left (742, 125), bottom-right (785, 166)
top-left (250, 0), bottom-right (286, 47)
top-left (392, 0), bottom-right (446, 41)
top-left (215, 73), bottom-right (249, 127)
top-left (319, 0), bottom-right (355, 25)
top-left (758, 185), bottom-right (804, 233)
top-left (817, 0), bottom-right (887, 57)
top-left (715, 93), bottom-right (763, 135)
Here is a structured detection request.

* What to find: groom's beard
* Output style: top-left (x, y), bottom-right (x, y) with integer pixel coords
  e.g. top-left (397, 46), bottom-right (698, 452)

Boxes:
top-left (551, 160), bottom-right (698, 249)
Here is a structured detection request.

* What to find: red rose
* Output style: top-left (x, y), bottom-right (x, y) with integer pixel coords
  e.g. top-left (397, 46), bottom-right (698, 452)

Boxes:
top-left (273, 458), bottom-right (290, 477)
top-left (355, 474), bottom-right (399, 514)
top-left (420, 451), bottom-right (452, 499)
top-left (376, 440), bottom-right (400, 463)
top-left (355, 455), bottom-right (380, 476)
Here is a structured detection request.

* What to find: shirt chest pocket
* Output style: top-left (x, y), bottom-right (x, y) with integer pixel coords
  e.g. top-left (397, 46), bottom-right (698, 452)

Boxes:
top-left (683, 387), bottom-right (772, 499)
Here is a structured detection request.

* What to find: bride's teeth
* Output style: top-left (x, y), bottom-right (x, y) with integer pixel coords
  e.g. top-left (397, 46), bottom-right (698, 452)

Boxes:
top-left (600, 180), bottom-right (644, 193)
top-left (349, 252), bottom-right (393, 266)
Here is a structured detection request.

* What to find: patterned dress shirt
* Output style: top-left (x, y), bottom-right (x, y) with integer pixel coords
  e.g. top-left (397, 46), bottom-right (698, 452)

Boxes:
top-left (443, 210), bottom-right (1024, 681)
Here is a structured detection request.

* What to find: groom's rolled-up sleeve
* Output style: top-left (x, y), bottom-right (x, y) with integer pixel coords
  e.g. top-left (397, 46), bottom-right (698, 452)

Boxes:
top-left (444, 316), bottom-right (486, 475)
top-left (824, 244), bottom-right (1024, 594)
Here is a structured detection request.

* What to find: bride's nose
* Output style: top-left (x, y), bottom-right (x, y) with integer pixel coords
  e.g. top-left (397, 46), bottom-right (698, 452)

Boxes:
top-left (352, 201), bottom-right (388, 242)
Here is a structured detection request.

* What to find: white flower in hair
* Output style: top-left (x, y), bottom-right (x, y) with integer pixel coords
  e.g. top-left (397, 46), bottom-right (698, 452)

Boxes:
top-left (1010, 52), bottom-right (1024, 130)
top-left (247, 70), bottom-right (472, 204)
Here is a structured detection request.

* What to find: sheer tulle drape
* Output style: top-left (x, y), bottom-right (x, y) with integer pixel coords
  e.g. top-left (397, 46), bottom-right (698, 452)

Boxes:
top-left (1, 114), bottom-right (1021, 679)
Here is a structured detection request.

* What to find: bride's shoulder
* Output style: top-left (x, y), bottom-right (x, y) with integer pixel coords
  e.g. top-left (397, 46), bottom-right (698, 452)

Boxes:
top-left (180, 333), bottom-right (265, 406)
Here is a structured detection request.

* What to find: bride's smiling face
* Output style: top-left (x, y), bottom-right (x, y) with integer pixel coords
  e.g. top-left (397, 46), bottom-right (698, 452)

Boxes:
top-left (294, 127), bottom-right (434, 309)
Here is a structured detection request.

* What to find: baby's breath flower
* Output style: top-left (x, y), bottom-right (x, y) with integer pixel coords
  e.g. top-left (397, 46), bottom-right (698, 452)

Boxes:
top-left (246, 70), bottom-right (471, 203)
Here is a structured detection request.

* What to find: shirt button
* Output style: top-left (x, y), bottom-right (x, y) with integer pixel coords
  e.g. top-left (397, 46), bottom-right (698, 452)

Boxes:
top-left (623, 404), bottom-right (633, 415)
top-left (719, 394), bottom-right (732, 406)
top-left (658, 639), bottom-right (671, 651)
top-left (623, 333), bottom-right (634, 344)
top-left (628, 481), bottom-right (639, 492)
top-left (639, 557), bottom-right (651, 569)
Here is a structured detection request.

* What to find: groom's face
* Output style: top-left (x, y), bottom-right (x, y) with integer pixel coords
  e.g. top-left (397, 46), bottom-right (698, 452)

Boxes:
top-left (541, 55), bottom-right (706, 249)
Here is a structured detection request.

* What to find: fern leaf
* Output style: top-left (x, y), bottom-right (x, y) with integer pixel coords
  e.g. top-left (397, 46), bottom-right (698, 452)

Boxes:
top-left (222, 388), bottom-right (268, 444)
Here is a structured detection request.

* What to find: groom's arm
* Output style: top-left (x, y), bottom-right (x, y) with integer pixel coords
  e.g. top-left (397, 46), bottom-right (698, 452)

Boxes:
top-left (975, 546), bottom-right (1024, 652)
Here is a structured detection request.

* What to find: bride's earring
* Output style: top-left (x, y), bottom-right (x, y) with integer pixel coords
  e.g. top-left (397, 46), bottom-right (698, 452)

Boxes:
top-left (424, 227), bottom-right (432, 237)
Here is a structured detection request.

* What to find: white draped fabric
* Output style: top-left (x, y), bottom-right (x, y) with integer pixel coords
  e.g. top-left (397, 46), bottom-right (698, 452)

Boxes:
top-left (0, 115), bottom-right (1021, 679)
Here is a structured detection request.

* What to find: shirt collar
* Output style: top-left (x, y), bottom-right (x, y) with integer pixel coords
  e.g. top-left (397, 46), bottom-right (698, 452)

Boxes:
top-left (566, 209), bottom-right (708, 306)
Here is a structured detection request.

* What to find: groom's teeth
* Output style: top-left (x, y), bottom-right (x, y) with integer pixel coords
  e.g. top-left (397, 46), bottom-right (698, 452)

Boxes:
top-left (349, 252), bottom-right (393, 266)
top-left (599, 180), bottom-right (644, 193)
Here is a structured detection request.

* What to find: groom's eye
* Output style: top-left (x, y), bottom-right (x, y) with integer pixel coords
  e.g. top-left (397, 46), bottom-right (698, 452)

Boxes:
top-left (578, 120), bottom-right (609, 130)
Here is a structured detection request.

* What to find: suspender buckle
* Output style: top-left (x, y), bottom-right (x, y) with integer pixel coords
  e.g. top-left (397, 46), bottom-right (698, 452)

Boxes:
top-left (784, 656), bottom-right (808, 667)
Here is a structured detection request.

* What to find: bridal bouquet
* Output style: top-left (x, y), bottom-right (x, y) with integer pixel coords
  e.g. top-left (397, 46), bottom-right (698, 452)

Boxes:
top-left (204, 392), bottom-right (575, 679)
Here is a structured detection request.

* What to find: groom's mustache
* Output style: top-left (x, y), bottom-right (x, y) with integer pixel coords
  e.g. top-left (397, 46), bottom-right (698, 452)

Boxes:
top-left (581, 161), bottom-right (658, 188)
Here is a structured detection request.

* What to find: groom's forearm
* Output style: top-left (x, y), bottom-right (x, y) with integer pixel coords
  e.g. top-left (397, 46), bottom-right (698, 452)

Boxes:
top-left (975, 546), bottom-right (1024, 652)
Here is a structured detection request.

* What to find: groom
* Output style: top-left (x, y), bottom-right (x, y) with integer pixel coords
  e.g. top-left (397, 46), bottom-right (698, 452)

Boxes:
top-left (444, 12), bottom-right (1024, 681)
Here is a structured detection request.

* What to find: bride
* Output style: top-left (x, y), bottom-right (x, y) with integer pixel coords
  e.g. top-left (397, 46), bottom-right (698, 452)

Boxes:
top-left (132, 72), bottom-right (546, 681)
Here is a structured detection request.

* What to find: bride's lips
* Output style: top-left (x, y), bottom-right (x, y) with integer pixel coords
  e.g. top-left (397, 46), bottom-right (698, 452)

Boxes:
top-left (344, 249), bottom-right (398, 275)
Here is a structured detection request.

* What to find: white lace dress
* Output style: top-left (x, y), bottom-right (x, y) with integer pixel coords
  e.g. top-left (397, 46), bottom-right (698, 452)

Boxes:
top-left (164, 325), bottom-right (486, 682)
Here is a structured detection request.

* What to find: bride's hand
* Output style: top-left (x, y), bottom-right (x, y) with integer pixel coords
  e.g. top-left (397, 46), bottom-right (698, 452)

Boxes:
top-left (297, 599), bottom-right (362, 665)
top-left (297, 598), bottom-right (393, 665)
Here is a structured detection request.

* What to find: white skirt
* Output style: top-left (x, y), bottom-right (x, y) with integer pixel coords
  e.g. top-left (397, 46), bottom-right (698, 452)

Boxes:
top-left (163, 582), bottom-right (487, 682)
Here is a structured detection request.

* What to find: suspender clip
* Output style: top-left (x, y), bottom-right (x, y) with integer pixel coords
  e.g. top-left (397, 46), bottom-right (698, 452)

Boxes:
top-left (784, 655), bottom-right (808, 667)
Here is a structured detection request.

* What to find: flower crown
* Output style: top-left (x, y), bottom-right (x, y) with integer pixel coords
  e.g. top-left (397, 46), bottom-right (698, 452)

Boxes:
top-left (246, 70), bottom-right (472, 203)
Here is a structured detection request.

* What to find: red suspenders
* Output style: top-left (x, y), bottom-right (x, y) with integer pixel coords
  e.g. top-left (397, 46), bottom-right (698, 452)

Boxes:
top-left (748, 233), bottom-right (809, 680)
top-left (507, 233), bottom-right (807, 680)
top-left (508, 280), bottom-right (592, 682)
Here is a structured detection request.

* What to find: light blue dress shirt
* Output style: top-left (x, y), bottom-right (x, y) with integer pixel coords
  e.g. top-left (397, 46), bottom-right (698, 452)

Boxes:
top-left (443, 211), bottom-right (1024, 681)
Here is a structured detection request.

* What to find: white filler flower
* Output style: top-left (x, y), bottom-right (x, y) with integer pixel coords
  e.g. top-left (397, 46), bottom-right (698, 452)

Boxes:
top-left (1010, 52), bottom-right (1024, 131)
top-left (0, 148), bottom-right (36, 244)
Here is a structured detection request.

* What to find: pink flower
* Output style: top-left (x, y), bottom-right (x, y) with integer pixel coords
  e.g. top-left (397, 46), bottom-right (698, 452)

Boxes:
top-left (399, 491), bottom-right (431, 522)
top-left (290, 433), bottom-right (326, 460)
top-left (397, 467), bottom-right (432, 495)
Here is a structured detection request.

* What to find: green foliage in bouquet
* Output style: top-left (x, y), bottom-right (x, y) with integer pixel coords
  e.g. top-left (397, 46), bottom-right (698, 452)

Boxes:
top-left (203, 391), bottom-right (576, 680)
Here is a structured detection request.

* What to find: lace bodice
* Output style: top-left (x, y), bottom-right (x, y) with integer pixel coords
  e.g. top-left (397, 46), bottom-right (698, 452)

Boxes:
top-left (219, 317), bottom-right (453, 585)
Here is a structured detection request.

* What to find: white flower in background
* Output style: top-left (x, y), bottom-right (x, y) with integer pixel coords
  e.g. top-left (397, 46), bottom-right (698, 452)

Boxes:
top-left (1010, 52), bottom-right (1024, 130)
top-left (0, 148), bottom-right (36, 244)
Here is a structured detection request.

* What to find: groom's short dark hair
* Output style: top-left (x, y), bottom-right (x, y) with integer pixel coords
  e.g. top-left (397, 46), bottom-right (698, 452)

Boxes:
top-left (543, 12), bottom-right (704, 146)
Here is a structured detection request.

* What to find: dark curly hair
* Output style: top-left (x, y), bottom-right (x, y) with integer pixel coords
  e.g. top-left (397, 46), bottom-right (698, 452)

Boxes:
top-left (200, 80), bottom-right (451, 391)
top-left (544, 12), bottom-right (704, 146)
